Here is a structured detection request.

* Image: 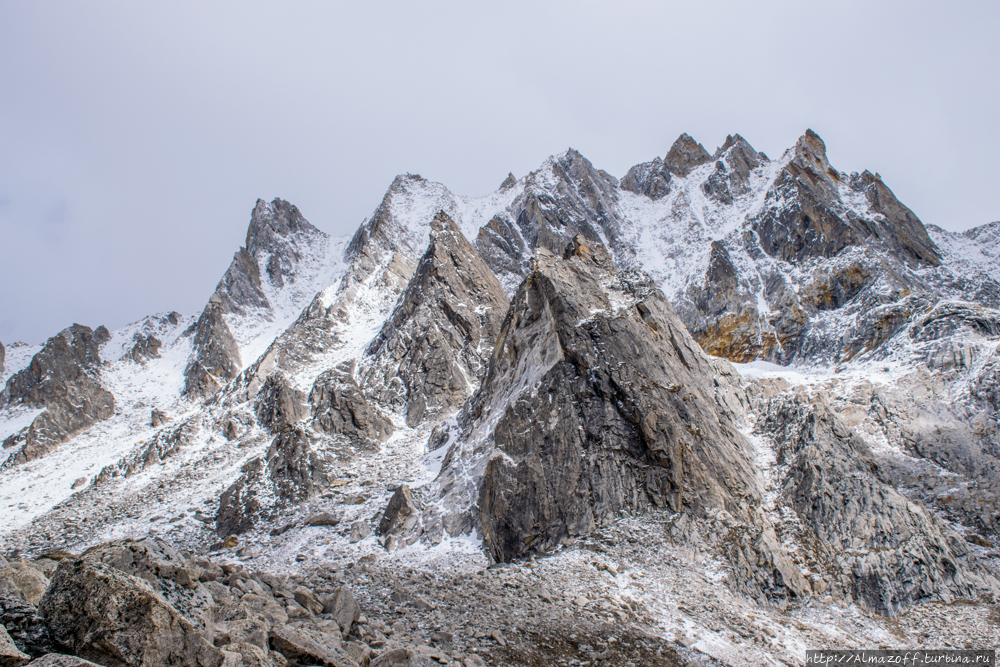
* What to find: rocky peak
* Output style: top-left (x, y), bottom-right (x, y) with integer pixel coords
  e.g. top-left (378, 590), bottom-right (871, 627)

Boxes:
top-left (345, 174), bottom-right (429, 266)
top-left (244, 198), bottom-right (319, 258)
top-left (620, 157), bottom-right (672, 200)
top-left (701, 135), bottom-right (765, 205)
top-left (1, 324), bottom-right (115, 465)
top-left (0, 340), bottom-right (4, 377)
top-left (498, 149), bottom-right (627, 280)
top-left (786, 128), bottom-right (842, 201)
top-left (663, 133), bottom-right (712, 176)
top-left (216, 198), bottom-right (328, 315)
top-left (499, 172), bottom-right (517, 190)
top-left (850, 170), bottom-right (942, 267)
top-left (364, 210), bottom-right (510, 427)
top-left (434, 235), bottom-right (761, 561)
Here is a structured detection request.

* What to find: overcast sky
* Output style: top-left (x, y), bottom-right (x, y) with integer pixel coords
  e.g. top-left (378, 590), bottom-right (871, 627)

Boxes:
top-left (1, 1), bottom-right (998, 344)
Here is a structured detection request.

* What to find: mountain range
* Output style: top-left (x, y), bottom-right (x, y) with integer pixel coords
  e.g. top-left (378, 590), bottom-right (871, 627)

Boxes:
top-left (2, 130), bottom-right (999, 664)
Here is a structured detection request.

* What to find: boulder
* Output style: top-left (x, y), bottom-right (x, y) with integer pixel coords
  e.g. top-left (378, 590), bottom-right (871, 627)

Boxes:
top-left (293, 587), bottom-right (323, 616)
top-left (0, 561), bottom-right (48, 605)
top-left (369, 648), bottom-right (440, 667)
top-left (377, 486), bottom-right (418, 539)
top-left (267, 625), bottom-right (349, 667)
top-left (0, 626), bottom-right (28, 667)
top-left (25, 656), bottom-right (102, 667)
top-left (321, 587), bottom-right (360, 638)
top-left (303, 513), bottom-right (339, 527)
top-left (37, 559), bottom-right (224, 667)
top-left (0, 595), bottom-right (52, 658)
top-left (215, 617), bottom-right (270, 651)
top-left (219, 643), bottom-right (271, 667)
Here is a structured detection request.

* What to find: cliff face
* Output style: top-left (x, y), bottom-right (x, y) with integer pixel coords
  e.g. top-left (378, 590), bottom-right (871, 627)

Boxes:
top-left (472, 236), bottom-right (760, 561)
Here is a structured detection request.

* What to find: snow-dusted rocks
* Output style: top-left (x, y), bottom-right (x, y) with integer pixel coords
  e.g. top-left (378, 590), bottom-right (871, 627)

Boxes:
top-left (1, 325), bottom-right (114, 466)
top-left (363, 212), bottom-right (509, 427)
top-left (310, 361), bottom-right (393, 450)
top-left (761, 390), bottom-right (999, 614)
top-left (183, 295), bottom-right (242, 399)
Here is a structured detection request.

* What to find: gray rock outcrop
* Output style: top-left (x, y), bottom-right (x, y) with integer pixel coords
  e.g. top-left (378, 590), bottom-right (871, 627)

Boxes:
top-left (1, 325), bottom-right (114, 465)
top-left (437, 236), bottom-right (761, 561)
top-left (761, 391), bottom-right (999, 614)
top-left (0, 340), bottom-right (5, 377)
top-left (255, 372), bottom-right (307, 433)
top-left (183, 295), bottom-right (242, 398)
top-left (364, 211), bottom-right (510, 427)
top-left (126, 333), bottom-right (162, 364)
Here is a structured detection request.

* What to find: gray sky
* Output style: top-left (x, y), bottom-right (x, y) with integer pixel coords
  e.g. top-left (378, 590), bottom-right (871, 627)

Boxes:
top-left (2, 1), bottom-right (998, 344)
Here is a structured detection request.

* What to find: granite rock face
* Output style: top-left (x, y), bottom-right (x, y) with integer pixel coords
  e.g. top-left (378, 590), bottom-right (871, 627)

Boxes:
top-left (255, 372), bottom-right (307, 433)
top-left (0, 340), bottom-right (5, 377)
top-left (479, 150), bottom-right (632, 286)
top-left (364, 212), bottom-right (510, 427)
top-left (184, 198), bottom-right (332, 399)
top-left (1, 325), bottom-right (114, 465)
top-left (216, 198), bottom-right (325, 315)
top-left (438, 236), bottom-right (761, 562)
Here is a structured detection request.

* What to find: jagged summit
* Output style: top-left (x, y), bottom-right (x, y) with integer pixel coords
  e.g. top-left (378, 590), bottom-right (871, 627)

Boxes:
top-left (664, 132), bottom-right (712, 176)
top-left (5, 130), bottom-right (1000, 657)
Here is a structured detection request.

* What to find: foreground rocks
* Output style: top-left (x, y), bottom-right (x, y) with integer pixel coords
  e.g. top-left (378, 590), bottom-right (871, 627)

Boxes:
top-left (39, 559), bottom-right (224, 667)
top-left (0, 539), bottom-right (472, 667)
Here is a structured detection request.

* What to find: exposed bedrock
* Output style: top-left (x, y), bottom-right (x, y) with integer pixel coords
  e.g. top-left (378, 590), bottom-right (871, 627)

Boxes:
top-left (364, 211), bottom-right (509, 427)
top-left (1, 324), bottom-right (114, 465)
top-left (761, 390), bottom-right (999, 614)
top-left (310, 361), bottom-right (393, 450)
top-left (467, 235), bottom-right (761, 562)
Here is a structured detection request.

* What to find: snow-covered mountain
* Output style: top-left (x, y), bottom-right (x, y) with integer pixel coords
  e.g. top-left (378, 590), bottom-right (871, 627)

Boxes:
top-left (3, 130), bottom-right (1000, 661)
